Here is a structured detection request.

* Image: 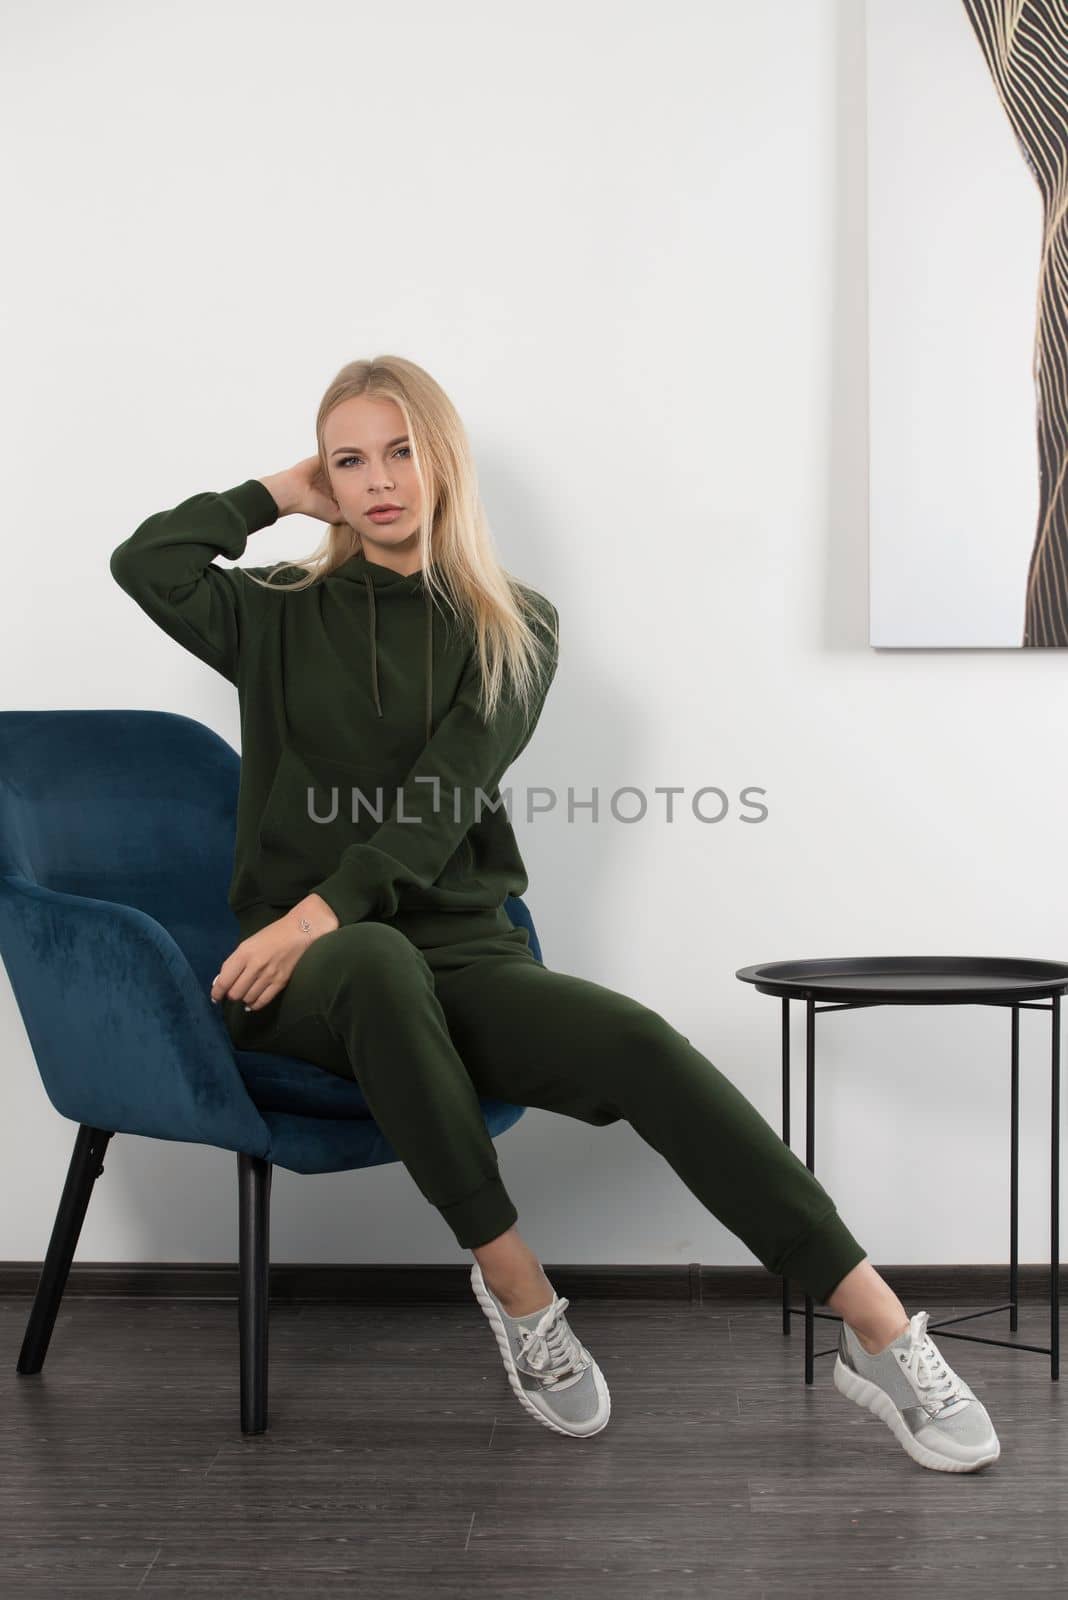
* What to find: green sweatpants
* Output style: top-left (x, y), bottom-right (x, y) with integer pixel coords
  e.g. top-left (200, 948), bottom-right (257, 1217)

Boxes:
top-left (222, 904), bottom-right (867, 1304)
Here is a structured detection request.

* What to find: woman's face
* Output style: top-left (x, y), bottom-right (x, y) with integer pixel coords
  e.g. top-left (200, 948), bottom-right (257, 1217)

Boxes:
top-left (322, 394), bottom-right (425, 560)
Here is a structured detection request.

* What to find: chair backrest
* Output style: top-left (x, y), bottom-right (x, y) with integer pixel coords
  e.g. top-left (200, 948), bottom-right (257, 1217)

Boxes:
top-left (0, 708), bottom-right (542, 990)
top-left (0, 709), bottom-right (243, 990)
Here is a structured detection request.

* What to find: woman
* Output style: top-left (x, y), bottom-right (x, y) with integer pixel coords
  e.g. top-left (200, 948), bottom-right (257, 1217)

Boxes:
top-left (110, 354), bottom-right (999, 1470)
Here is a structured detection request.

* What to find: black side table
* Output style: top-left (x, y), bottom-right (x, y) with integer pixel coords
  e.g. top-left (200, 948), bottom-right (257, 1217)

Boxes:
top-left (735, 956), bottom-right (1066, 1384)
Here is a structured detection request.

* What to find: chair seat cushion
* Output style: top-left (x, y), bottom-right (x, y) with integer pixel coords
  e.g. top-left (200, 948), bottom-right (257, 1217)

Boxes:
top-left (233, 1047), bottom-right (373, 1118)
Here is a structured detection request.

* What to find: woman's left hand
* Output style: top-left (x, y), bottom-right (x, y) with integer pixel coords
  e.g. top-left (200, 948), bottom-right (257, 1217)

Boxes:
top-left (209, 894), bottom-right (340, 1012)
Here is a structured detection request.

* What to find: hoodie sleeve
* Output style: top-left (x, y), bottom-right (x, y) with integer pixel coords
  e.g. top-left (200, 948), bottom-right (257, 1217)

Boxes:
top-left (309, 595), bottom-right (559, 927)
top-left (109, 478), bottom-right (281, 685)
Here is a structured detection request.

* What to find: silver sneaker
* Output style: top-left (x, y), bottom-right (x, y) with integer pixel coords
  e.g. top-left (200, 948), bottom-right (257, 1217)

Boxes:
top-left (833, 1309), bottom-right (1001, 1472)
top-left (470, 1261), bottom-right (611, 1438)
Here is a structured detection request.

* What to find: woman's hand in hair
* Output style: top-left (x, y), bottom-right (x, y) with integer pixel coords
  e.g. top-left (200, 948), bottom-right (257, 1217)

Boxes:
top-left (257, 455), bottom-right (345, 524)
top-left (209, 894), bottom-right (340, 1012)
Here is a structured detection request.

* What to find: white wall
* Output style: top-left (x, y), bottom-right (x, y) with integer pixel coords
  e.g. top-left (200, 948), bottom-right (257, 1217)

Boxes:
top-left (2, 0), bottom-right (1061, 1277)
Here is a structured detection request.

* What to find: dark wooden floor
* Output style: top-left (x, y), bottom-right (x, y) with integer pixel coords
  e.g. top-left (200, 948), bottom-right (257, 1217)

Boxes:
top-left (1, 1293), bottom-right (1063, 1597)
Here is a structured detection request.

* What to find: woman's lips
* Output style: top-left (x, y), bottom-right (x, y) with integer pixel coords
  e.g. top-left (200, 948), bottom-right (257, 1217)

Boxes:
top-left (367, 508), bottom-right (403, 523)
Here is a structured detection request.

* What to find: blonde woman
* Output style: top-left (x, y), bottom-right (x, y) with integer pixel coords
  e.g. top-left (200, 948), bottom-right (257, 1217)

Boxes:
top-left (110, 355), bottom-right (999, 1470)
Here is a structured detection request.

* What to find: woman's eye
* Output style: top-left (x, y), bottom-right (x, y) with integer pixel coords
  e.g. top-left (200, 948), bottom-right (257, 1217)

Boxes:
top-left (337, 448), bottom-right (410, 467)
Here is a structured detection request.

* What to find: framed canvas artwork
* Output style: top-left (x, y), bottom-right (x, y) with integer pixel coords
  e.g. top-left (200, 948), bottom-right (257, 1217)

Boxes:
top-left (868, 0), bottom-right (1065, 647)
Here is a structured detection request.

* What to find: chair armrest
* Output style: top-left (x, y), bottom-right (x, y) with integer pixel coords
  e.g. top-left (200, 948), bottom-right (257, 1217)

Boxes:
top-left (0, 878), bottom-right (270, 1156)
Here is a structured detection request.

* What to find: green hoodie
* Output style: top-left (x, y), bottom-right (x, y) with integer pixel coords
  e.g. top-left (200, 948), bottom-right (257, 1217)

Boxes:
top-left (109, 479), bottom-right (559, 938)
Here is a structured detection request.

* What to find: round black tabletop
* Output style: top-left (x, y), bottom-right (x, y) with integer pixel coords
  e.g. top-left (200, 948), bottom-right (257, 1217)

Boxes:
top-left (734, 955), bottom-right (1068, 1005)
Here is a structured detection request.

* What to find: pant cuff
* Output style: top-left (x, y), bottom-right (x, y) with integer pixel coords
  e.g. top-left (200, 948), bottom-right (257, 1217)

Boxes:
top-left (438, 1172), bottom-right (519, 1250)
top-left (777, 1206), bottom-right (869, 1304)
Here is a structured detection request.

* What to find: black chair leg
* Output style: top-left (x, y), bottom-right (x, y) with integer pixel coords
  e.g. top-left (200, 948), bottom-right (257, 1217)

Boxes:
top-left (237, 1151), bottom-right (272, 1435)
top-left (17, 1124), bottom-right (113, 1376)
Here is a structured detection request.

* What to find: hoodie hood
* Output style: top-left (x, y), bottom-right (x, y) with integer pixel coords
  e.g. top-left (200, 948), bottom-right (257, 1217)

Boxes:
top-left (331, 553), bottom-right (435, 742)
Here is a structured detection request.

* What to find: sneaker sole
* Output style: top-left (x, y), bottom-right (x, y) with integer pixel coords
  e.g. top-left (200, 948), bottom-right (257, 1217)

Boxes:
top-left (833, 1354), bottom-right (1000, 1472)
top-left (470, 1265), bottom-right (611, 1439)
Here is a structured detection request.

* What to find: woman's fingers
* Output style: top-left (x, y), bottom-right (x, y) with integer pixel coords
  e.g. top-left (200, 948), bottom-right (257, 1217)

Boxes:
top-left (244, 984), bottom-right (279, 1012)
top-left (212, 968), bottom-right (261, 1007)
top-left (211, 950), bottom-right (250, 1003)
top-left (241, 971), bottom-right (283, 1011)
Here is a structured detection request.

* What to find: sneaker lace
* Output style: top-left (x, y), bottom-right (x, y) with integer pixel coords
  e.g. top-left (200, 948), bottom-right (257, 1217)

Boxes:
top-left (897, 1310), bottom-right (969, 1416)
top-left (514, 1295), bottom-right (592, 1392)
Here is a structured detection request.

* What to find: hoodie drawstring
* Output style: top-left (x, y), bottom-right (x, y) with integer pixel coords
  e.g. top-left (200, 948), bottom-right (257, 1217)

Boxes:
top-left (362, 572), bottom-right (434, 742)
top-left (363, 575), bottom-right (380, 717)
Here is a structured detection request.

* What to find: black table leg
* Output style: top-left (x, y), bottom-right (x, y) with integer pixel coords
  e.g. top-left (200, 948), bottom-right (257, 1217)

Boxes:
top-left (781, 994), bottom-right (822, 1382)
top-left (781, 995), bottom-right (791, 1337)
top-left (805, 995), bottom-right (815, 1385)
top-left (1052, 992), bottom-right (1060, 1381)
top-left (1010, 1003), bottom-right (1019, 1335)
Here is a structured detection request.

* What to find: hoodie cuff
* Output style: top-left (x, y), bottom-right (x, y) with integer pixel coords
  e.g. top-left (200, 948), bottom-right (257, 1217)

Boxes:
top-left (309, 872), bottom-right (378, 929)
top-left (221, 478), bottom-right (282, 537)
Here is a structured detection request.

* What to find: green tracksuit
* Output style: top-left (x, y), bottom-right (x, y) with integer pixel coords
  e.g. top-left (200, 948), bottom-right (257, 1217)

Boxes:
top-left (110, 481), bottom-right (868, 1298)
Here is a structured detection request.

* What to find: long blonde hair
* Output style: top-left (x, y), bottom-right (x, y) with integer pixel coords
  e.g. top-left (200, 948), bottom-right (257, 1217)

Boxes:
top-left (244, 355), bottom-right (557, 726)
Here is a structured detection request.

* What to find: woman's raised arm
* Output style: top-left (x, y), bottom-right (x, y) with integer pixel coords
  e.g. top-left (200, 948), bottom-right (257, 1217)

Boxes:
top-left (109, 457), bottom-right (340, 684)
top-left (109, 478), bottom-right (282, 685)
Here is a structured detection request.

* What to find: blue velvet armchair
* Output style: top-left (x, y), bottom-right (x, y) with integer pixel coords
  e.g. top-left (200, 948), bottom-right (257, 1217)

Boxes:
top-left (0, 708), bottom-right (537, 1434)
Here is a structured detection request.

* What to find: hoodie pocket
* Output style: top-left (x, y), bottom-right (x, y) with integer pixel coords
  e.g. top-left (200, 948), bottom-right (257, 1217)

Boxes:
top-left (256, 742), bottom-right (391, 902)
